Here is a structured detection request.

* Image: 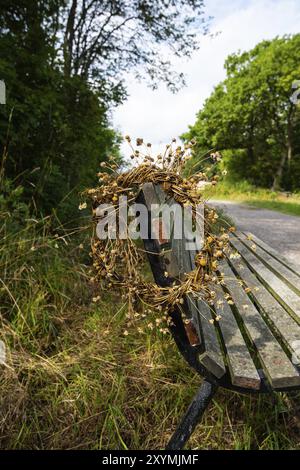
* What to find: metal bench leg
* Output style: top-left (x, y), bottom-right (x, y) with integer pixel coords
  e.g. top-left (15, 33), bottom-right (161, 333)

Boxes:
top-left (166, 380), bottom-right (218, 450)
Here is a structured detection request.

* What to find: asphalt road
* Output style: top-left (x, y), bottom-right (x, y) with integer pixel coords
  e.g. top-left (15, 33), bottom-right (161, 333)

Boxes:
top-left (210, 200), bottom-right (300, 268)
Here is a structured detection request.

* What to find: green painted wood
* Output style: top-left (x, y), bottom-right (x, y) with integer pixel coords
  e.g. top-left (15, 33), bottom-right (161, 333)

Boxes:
top-left (184, 217), bottom-right (225, 378)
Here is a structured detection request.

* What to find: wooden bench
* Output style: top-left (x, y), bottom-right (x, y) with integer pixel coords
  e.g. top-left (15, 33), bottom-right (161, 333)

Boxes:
top-left (138, 183), bottom-right (300, 450)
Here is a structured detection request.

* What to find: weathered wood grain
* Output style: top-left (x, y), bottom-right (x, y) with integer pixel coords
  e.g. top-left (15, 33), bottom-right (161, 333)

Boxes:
top-left (213, 282), bottom-right (260, 389)
top-left (219, 259), bottom-right (300, 389)
top-left (236, 232), bottom-right (300, 295)
top-left (189, 295), bottom-right (226, 379)
top-left (154, 184), bottom-right (183, 279)
top-left (243, 232), bottom-right (300, 278)
top-left (144, 183), bottom-right (225, 377)
top-left (140, 182), bottom-right (160, 211)
top-left (140, 183), bottom-right (200, 346)
top-left (230, 236), bottom-right (300, 324)
top-left (186, 247), bottom-right (226, 378)
top-left (140, 183), bottom-right (300, 389)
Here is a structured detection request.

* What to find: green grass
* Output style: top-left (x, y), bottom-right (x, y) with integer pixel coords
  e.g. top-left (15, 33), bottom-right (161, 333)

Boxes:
top-left (1, 197), bottom-right (300, 450)
top-left (204, 180), bottom-right (300, 217)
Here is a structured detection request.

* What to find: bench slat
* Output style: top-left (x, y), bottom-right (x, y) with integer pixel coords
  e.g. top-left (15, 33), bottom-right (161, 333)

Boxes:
top-left (228, 252), bottom-right (300, 366)
top-left (243, 232), bottom-right (300, 278)
top-left (153, 184), bottom-right (225, 377)
top-left (230, 236), bottom-right (300, 324)
top-left (236, 232), bottom-right (300, 295)
top-left (212, 283), bottom-right (260, 389)
top-left (219, 260), bottom-right (300, 389)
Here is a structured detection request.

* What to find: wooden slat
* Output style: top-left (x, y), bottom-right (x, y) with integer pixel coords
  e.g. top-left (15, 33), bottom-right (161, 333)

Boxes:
top-left (213, 285), bottom-right (260, 389)
top-left (141, 182), bottom-right (184, 282)
top-left (140, 182), bottom-right (161, 211)
top-left (150, 184), bottom-right (226, 378)
top-left (177, 210), bottom-right (226, 376)
top-left (189, 295), bottom-right (226, 379)
top-left (228, 253), bottom-right (300, 366)
top-left (243, 232), bottom-right (300, 278)
top-left (230, 236), bottom-right (300, 324)
top-left (172, 237), bottom-right (186, 279)
top-left (219, 259), bottom-right (300, 389)
top-left (153, 185), bottom-right (200, 329)
top-left (154, 183), bottom-right (200, 306)
top-left (236, 232), bottom-right (300, 295)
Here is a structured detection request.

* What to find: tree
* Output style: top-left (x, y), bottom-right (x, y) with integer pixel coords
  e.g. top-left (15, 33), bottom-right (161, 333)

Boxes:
top-left (1, 0), bottom-right (210, 220)
top-left (185, 35), bottom-right (300, 191)
top-left (0, 1), bottom-right (120, 219)
top-left (61, 0), bottom-right (209, 94)
top-left (0, 0), bottom-right (62, 175)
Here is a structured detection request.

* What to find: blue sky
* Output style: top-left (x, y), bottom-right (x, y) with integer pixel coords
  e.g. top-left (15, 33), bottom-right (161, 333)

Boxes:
top-left (113, 0), bottom-right (300, 157)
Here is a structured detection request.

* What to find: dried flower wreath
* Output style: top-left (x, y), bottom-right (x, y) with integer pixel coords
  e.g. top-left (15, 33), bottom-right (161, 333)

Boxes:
top-left (84, 137), bottom-right (234, 334)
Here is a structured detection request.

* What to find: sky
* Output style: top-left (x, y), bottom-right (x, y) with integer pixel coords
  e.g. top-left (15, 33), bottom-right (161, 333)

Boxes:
top-left (112, 0), bottom-right (300, 158)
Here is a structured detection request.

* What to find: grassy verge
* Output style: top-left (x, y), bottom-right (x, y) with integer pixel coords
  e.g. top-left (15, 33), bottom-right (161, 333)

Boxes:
top-left (2, 285), bottom-right (300, 449)
top-left (204, 180), bottom-right (300, 217)
top-left (1, 191), bottom-right (300, 449)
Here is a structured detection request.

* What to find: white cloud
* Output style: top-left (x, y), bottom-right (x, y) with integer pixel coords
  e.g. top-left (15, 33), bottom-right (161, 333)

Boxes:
top-left (112, 0), bottom-right (300, 158)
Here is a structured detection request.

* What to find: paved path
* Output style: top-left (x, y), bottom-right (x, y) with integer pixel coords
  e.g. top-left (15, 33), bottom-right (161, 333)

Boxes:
top-left (210, 200), bottom-right (300, 268)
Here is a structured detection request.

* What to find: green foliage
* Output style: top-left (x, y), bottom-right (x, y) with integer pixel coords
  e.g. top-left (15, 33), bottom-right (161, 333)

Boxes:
top-left (0, 1), bottom-right (121, 221)
top-left (0, 182), bottom-right (90, 350)
top-left (205, 179), bottom-right (300, 217)
top-left (184, 34), bottom-right (300, 191)
top-left (0, 178), bottom-right (30, 231)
